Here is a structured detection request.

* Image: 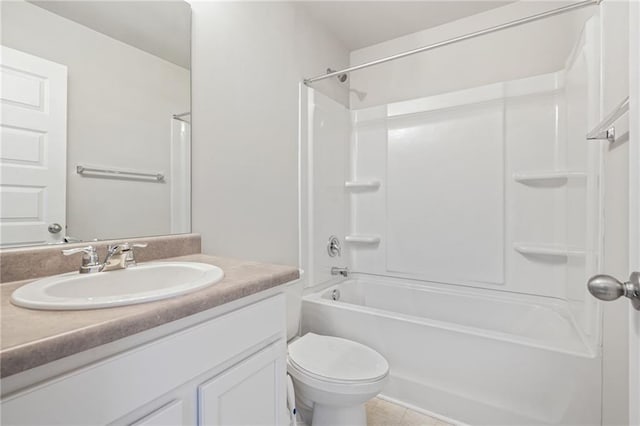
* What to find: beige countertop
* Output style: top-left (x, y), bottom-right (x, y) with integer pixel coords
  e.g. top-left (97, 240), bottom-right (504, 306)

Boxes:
top-left (0, 254), bottom-right (299, 378)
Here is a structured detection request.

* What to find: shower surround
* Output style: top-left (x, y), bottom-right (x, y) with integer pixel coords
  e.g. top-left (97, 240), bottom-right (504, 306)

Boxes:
top-left (299, 17), bottom-right (603, 425)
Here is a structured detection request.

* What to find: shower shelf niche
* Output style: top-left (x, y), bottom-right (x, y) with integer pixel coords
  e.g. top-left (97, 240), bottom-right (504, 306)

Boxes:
top-left (344, 235), bottom-right (381, 244)
top-left (345, 180), bottom-right (381, 190)
top-left (513, 171), bottom-right (587, 185)
top-left (513, 243), bottom-right (586, 257)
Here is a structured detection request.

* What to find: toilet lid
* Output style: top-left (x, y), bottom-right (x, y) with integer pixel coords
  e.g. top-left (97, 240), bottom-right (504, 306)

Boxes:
top-left (288, 333), bottom-right (389, 383)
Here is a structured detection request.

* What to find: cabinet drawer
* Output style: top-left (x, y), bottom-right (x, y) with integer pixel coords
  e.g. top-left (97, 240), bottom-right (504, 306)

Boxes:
top-left (1, 294), bottom-right (285, 425)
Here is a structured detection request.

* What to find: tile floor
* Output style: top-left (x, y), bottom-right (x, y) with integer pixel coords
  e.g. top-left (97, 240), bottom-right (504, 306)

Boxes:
top-left (366, 398), bottom-right (453, 426)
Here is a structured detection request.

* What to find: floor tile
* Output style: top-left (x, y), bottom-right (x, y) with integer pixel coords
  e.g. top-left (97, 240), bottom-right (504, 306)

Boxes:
top-left (366, 398), bottom-right (454, 426)
top-left (399, 409), bottom-right (442, 426)
top-left (365, 398), bottom-right (379, 411)
top-left (366, 398), bottom-right (406, 426)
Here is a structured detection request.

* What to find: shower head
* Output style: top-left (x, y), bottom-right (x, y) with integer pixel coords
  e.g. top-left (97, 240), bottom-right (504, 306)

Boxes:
top-left (350, 88), bottom-right (367, 102)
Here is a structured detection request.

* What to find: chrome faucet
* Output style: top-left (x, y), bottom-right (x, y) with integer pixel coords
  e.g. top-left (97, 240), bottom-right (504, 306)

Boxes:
top-left (62, 242), bottom-right (147, 273)
top-left (331, 266), bottom-right (349, 277)
top-left (101, 242), bottom-right (148, 271)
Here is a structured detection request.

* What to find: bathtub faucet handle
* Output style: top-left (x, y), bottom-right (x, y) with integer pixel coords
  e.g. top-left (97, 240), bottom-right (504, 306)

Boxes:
top-left (327, 236), bottom-right (342, 257)
top-left (331, 266), bottom-right (349, 277)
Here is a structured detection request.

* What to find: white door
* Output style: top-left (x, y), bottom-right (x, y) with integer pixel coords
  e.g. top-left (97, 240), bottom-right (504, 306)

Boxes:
top-left (0, 46), bottom-right (67, 247)
top-left (595, 2), bottom-right (640, 422)
top-left (628, 1), bottom-right (640, 422)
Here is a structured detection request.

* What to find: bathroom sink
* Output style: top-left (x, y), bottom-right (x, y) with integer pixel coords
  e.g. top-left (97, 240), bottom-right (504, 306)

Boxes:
top-left (10, 262), bottom-right (224, 310)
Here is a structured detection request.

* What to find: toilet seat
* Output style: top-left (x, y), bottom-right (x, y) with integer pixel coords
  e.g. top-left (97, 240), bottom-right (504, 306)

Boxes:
top-left (288, 333), bottom-right (389, 384)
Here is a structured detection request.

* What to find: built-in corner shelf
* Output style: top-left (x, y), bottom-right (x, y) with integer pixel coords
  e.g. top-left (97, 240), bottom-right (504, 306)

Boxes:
top-left (345, 180), bottom-right (381, 191)
top-left (513, 171), bottom-right (587, 185)
top-left (345, 235), bottom-right (381, 244)
top-left (513, 243), bottom-right (586, 257)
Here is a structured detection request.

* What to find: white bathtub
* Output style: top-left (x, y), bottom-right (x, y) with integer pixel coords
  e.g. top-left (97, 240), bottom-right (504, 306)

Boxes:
top-left (301, 275), bottom-right (601, 425)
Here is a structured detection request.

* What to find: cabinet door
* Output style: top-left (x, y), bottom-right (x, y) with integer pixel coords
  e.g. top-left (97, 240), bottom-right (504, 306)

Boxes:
top-left (130, 400), bottom-right (184, 426)
top-left (198, 343), bottom-right (285, 426)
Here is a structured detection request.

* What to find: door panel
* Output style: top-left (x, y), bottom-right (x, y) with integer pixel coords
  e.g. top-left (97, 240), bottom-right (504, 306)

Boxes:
top-left (0, 46), bottom-right (67, 247)
top-left (198, 343), bottom-right (285, 426)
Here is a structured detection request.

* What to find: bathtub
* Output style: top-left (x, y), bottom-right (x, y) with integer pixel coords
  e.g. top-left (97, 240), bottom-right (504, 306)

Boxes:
top-left (301, 275), bottom-right (601, 425)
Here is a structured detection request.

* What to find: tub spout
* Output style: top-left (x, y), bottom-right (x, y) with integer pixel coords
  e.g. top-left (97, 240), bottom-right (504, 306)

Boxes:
top-left (331, 267), bottom-right (349, 277)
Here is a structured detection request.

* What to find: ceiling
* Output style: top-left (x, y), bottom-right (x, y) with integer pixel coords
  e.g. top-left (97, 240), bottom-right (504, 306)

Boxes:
top-left (299, 1), bottom-right (514, 51)
top-left (28, 1), bottom-right (191, 69)
top-left (28, 1), bottom-right (513, 66)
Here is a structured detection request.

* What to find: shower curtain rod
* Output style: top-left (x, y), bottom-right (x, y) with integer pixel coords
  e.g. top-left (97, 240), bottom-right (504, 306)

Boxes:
top-left (304, 0), bottom-right (600, 85)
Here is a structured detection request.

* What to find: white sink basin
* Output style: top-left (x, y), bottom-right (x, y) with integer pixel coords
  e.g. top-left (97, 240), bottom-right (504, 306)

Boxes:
top-left (11, 262), bottom-right (224, 310)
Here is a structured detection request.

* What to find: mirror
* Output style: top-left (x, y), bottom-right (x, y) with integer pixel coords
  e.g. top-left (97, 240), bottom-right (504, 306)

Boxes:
top-left (0, 0), bottom-right (191, 247)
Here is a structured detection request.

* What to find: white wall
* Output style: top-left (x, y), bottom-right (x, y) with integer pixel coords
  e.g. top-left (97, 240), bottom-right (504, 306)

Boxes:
top-left (349, 1), bottom-right (593, 108)
top-left (1, 1), bottom-right (190, 241)
top-left (189, 1), bottom-right (349, 265)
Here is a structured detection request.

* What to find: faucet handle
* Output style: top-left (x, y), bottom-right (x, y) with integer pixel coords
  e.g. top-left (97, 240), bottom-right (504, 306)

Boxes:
top-left (108, 242), bottom-right (148, 252)
top-left (62, 246), bottom-right (101, 273)
top-left (123, 242), bottom-right (147, 267)
top-left (62, 245), bottom-right (97, 257)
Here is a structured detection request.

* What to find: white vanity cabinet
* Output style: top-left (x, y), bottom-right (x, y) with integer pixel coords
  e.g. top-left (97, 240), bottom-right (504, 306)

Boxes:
top-left (1, 294), bottom-right (287, 426)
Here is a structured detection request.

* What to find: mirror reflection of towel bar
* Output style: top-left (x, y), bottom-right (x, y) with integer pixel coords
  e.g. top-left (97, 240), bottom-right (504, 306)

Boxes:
top-left (76, 165), bottom-right (165, 182)
top-left (587, 96), bottom-right (629, 142)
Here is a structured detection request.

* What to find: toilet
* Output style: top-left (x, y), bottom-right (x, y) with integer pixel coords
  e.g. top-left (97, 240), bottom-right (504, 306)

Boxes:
top-left (284, 277), bottom-right (389, 425)
top-left (287, 333), bottom-right (389, 426)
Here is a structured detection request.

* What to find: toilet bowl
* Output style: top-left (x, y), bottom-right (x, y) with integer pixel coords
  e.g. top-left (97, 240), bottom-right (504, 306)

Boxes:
top-left (287, 333), bottom-right (389, 426)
